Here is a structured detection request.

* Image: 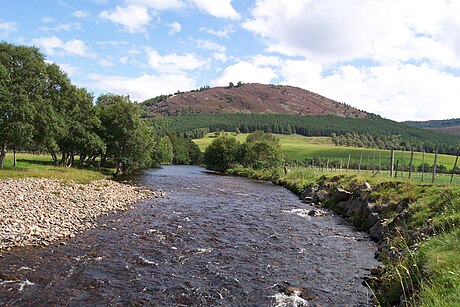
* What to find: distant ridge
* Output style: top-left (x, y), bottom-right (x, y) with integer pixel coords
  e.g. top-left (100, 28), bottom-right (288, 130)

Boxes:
top-left (142, 83), bottom-right (367, 118)
top-left (404, 118), bottom-right (460, 136)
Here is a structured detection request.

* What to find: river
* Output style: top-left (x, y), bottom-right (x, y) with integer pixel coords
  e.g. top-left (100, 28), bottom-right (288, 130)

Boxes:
top-left (0, 166), bottom-right (379, 306)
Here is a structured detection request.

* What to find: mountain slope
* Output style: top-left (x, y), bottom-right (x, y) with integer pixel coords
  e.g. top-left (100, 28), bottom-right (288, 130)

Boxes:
top-left (403, 118), bottom-right (460, 136)
top-left (143, 83), bottom-right (367, 118)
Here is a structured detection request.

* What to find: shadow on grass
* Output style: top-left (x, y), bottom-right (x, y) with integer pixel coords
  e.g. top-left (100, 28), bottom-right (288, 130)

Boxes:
top-left (16, 159), bottom-right (56, 166)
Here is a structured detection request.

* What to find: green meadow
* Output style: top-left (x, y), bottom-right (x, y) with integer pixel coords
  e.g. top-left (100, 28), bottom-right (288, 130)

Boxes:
top-left (193, 133), bottom-right (459, 170)
top-left (0, 153), bottom-right (108, 183)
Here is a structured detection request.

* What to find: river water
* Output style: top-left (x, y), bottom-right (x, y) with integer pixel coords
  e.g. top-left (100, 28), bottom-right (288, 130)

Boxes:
top-left (0, 166), bottom-right (379, 306)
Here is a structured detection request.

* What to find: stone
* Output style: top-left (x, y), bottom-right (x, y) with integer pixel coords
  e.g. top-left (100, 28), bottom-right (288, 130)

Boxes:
top-left (369, 221), bottom-right (387, 241)
top-left (299, 187), bottom-right (317, 200)
top-left (331, 187), bottom-right (352, 203)
top-left (314, 189), bottom-right (329, 202)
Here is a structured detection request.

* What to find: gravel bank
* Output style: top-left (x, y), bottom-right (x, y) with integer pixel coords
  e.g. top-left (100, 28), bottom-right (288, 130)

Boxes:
top-left (0, 178), bottom-right (161, 251)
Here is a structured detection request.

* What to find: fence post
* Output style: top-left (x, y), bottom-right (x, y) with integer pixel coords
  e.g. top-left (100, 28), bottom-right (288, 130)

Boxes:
top-left (450, 149), bottom-right (459, 184)
top-left (390, 150), bottom-right (395, 177)
top-left (358, 153), bottom-right (363, 172)
top-left (401, 149), bottom-right (405, 178)
top-left (421, 150), bottom-right (425, 182)
top-left (408, 148), bottom-right (414, 179)
top-left (395, 160), bottom-right (399, 178)
top-left (432, 148), bottom-right (438, 184)
top-left (347, 154), bottom-right (351, 171)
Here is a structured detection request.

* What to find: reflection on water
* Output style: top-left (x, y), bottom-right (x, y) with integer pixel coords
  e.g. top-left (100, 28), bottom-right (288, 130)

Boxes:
top-left (0, 166), bottom-right (379, 306)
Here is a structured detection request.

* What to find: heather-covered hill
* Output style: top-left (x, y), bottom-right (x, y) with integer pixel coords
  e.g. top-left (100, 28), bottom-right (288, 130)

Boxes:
top-left (142, 83), bottom-right (367, 118)
top-left (403, 118), bottom-right (460, 136)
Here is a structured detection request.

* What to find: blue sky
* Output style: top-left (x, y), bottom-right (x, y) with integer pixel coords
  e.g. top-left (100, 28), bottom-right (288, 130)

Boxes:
top-left (1, 0), bottom-right (460, 121)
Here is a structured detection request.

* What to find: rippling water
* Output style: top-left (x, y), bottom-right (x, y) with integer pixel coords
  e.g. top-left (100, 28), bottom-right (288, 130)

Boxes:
top-left (0, 166), bottom-right (379, 306)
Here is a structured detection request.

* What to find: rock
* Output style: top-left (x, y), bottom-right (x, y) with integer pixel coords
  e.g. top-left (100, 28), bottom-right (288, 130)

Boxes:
top-left (367, 203), bottom-right (384, 214)
top-left (359, 182), bottom-right (372, 191)
top-left (369, 221), bottom-right (387, 241)
top-left (301, 196), bottom-right (314, 203)
top-left (308, 209), bottom-right (328, 217)
top-left (0, 273), bottom-right (20, 281)
top-left (314, 189), bottom-right (329, 202)
top-left (366, 212), bottom-right (381, 229)
top-left (299, 187), bottom-right (316, 200)
top-left (331, 187), bottom-right (352, 203)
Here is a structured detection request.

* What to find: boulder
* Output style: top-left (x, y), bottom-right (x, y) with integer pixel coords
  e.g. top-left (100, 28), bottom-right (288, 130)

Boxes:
top-left (365, 212), bottom-right (381, 229)
top-left (369, 221), bottom-right (387, 241)
top-left (314, 189), bottom-right (329, 202)
top-left (331, 187), bottom-right (352, 203)
top-left (299, 187), bottom-right (317, 201)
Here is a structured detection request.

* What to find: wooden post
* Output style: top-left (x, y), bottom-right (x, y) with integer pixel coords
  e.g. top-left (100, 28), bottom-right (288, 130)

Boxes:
top-left (401, 149), bottom-right (405, 178)
top-left (450, 149), bottom-right (459, 184)
top-left (379, 152), bottom-right (381, 172)
top-left (408, 148), bottom-right (414, 179)
top-left (395, 160), bottom-right (399, 178)
top-left (432, 148), bottom-right (438, 184)
top-left (421, 150), bottom-right (425, 182)
top-left (367, 154), bottom-right (370, 171)
top-left (390, 150), bottom-right (395, 177)
top-left (340, 158), bottom-right (343, 171)
top-left (326, 159), bottom-right (329, 170)
top-left (347, 154), bottom-right (351, 171)
top-left (372, 154), bottom-right (375, 174)
top-left (358, 153), bottom-right (363, 172)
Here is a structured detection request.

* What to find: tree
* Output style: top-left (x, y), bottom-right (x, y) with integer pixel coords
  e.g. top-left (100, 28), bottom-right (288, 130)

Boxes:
top-left (154, 135), bottom-right (174, 164)
top-left (0, 43), bottom-right (47, 169)
top-left (96, 94), bottom-right (154, 175)
top-left (242, 131), bottom-right (284, 170)
top-left (203, 134), bottom-right (240, 172)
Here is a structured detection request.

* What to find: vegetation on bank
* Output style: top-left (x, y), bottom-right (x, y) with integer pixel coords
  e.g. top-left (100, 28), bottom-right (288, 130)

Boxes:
top-left (150, 113), bottom-right (460, 155)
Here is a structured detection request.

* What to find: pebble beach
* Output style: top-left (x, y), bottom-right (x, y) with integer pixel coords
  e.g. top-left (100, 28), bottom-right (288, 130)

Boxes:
top-left (0, 178), bottom-right (161, 251)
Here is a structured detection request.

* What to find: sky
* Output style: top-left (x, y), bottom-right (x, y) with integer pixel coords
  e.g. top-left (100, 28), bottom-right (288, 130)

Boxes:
top-left (1, 0), bottom-right (460, 122)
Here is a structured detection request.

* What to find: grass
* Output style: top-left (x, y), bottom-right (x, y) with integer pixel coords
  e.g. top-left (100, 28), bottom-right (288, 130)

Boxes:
top-left (193, 132), bottom-right (460, 170)
top-left (0, 153), bottom-right (109, 183)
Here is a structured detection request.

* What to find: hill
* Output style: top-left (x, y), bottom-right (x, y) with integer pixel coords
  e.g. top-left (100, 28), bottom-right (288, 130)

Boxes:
top-left (142, 83), bottom-right (367, 118)
top-left (403, 118), bottom-right (460, 136)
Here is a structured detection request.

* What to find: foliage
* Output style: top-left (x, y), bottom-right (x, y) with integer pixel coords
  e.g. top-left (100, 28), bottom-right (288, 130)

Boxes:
top-left (154, 135), bottom-right (174, 164)
top-left (241, 131), bottom-right (284, 170)
top-left (96, 94), bottom-right (154, 174)
top-left (151, 113), bottom-right (460, 155)
top-left (203, 134), bottom-right (241, 172)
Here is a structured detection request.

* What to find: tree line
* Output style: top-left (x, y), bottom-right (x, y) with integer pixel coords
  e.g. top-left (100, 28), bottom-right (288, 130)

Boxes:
top-left (0, 42), bottom-right (201, 173)
top-left (151, 113), bottom-right (460, 155)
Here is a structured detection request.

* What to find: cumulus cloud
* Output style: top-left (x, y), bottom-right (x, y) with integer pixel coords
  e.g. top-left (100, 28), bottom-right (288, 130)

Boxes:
top-left (125, 0), bottom-right (183, 10)
top-left (0, 21), bottom-right (17, 37)
top-left (147, 48), bottom-right (207, 73)
top-left (100, 5), bottom-right (151, 33)
top-left (88, 73), bottom-right (197, 101)
top-left (32, 36), bottom-right (93, 57)
top-left (199, 25), bottom-right (235, 38)
top-left (166, 21), bottom-right (182, 35)
top-left (279, 60), bottom-right (460, 121)
top-left (211, 60), bottom-right (277, 86)
top-left (189, 0), bottom-right (240, 20)
top-left (73, 10), bottom-right (90, 18)
top-left (243, 0), bottom-right (460, 67)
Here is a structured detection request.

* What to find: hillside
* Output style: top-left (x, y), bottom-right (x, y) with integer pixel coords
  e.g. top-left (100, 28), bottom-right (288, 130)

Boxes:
top-left (142, 83), bottom-right (367, 118)
top-left (404, 118), bottom-right (460, 136)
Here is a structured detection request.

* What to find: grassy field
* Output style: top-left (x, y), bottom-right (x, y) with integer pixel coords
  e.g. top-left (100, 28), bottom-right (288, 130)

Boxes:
top-left (193, 133), bottom-right (459, 170)
top-left (0, 153), bottom-right (108, 183)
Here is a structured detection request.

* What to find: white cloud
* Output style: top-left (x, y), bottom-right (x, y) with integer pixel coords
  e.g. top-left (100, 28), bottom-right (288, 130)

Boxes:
top-left (199, 25), bottom-right (235, 38)
top-left (32, 36), bottom-right (92, 57)
top-left (0, 21), bottom-right (17, 36)
top-left (212, 61), bottom-right (277, 86)
top-left (125, 0), bottom-right (183, 10)
top-left (98, 59), bottom-right (116, 67)
top-left (88, 73), bottom-right (197, 101)
top-left (243, 0), bottom-right (460, 67)
top-left (100, 5), bottom-right (152, 33)
top-left (41, 17), bottom-right (55, 23)
top-left (166, 21), bottom-right (181, 35)
top-left (57, 63), bottom-right (79, 76)
top-left (280, 60), bottom-right (460, 121)
top-left (146, 48), bottom-right (207, 73)
top-left (38, 22), bottom-right (82, 32)
top-left (73, 10), bottom-right (90, 18)
top-left (192, 39), bottom-right (226, 53)
top-left (189, 0), bottom-right (240, 20)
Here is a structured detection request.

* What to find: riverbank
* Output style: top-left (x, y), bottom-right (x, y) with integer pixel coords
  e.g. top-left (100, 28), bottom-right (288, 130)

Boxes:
top-left (0, 178), bottom-right (163, 251)
top-left (228, 166), bottom-right (460, 306)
